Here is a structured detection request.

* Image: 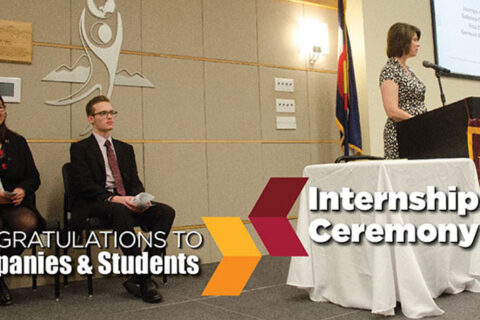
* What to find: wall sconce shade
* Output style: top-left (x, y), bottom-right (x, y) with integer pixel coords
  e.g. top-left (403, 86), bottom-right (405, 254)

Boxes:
top-left (298, 18), bottom-right (329, 65)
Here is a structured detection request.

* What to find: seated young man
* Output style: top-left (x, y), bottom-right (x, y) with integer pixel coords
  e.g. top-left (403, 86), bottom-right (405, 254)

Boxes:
top-left (69, 95), bottom-right (175, 303)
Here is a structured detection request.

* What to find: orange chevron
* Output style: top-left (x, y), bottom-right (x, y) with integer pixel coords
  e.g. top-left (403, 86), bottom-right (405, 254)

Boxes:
top-left (202, 217), bottom-right (261, 296)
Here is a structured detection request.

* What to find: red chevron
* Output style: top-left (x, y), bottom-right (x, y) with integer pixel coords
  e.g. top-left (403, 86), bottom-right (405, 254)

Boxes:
top-left (249, 178), bottom-right (308, 256)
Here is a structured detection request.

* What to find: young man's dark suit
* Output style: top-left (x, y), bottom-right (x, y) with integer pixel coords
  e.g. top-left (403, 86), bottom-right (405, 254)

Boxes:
top-left (69, 134), bottom-right (175, 257)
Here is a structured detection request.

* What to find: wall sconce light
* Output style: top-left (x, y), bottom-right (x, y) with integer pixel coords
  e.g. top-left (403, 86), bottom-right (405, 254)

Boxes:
top-left (298, 18), bottom-right (329, 65)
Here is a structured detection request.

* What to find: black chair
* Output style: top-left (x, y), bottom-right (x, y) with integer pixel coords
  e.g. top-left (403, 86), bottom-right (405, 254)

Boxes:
top-left (334, 155), bottom-right (384, 163)
top-left (62, 163), bottom-right (167, 297)
top-left (61, 163), bottom-right (73, 288)
top-left (31, 219), bottom-right (60, 300)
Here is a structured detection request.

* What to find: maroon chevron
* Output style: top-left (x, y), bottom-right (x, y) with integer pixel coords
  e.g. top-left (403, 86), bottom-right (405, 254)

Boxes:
top-left (248, 178), bottom-right (308, 256)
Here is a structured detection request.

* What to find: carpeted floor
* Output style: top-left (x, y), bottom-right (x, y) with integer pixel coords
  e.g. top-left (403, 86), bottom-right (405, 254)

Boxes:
top-left (2, 256), bottom-right (480, 319)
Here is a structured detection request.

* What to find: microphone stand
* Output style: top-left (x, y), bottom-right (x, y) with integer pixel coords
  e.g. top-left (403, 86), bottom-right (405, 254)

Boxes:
top-left (435, 70), bottom-right (446, 107)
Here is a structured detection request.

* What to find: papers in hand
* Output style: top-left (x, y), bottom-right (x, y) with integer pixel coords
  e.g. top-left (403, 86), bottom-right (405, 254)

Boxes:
top-left (131, 192), bottom-right (155, 209)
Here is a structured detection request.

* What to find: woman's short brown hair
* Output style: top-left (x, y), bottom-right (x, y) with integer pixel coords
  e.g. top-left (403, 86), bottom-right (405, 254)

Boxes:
top-left (0, 95), bottom-right (8, 142)
top-left (386, 23), bottom-right (421, 58)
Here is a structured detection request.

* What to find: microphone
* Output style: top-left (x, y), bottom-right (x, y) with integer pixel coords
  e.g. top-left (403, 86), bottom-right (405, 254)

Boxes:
top-left (422, 60), bottom-right (450, 73)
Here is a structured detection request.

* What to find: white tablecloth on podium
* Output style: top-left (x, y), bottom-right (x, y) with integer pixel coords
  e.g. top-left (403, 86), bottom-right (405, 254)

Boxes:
top-left (287, 158), bottom-right (480, 318)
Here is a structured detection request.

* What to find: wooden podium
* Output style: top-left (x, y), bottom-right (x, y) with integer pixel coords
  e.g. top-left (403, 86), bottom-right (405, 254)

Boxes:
top-left (397, 97), bottom-right (480, 159)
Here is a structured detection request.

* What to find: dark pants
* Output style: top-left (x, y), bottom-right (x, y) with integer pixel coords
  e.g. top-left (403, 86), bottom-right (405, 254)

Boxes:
top-left (87, 201), bottom-right (175, 257)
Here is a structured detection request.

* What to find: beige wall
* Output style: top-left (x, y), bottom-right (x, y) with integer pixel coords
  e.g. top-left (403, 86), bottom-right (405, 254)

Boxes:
top-left (349, 0), bottom-right (480, 157)
top-left (0, 0), bottom-right (341, 287)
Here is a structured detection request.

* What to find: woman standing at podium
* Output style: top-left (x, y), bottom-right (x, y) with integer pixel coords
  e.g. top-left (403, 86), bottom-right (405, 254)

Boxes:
top-left (380, 23), bottom-right (427, 159)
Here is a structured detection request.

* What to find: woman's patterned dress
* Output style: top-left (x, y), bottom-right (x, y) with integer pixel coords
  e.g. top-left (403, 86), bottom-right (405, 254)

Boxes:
top-left (379, 57), bottom-right (427, 159)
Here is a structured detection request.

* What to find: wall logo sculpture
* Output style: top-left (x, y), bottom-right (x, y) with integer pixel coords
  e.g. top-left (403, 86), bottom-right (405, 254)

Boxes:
top-left (43, 0), bottom-right (153, 107)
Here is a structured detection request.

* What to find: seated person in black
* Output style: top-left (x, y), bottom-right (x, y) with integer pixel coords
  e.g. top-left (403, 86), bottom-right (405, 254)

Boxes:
top-left (0, 95), bottom-right (45, 305)
top-left (69, 95), bottom-right (175, 303)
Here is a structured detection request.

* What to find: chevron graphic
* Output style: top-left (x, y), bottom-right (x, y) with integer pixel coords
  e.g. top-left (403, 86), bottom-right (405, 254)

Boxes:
top-left (202, 217), bottom-right (261, 296)
top-left (249, 178), bottom-right (308, 256)
top-left (201, 178), bottom-right (308, 296)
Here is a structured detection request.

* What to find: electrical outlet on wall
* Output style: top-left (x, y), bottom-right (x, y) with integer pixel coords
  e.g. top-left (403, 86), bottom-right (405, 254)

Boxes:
top-left (275, 99), bottom-right (295, 113)
top-left (274, 77), bottom-right (294, 92)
